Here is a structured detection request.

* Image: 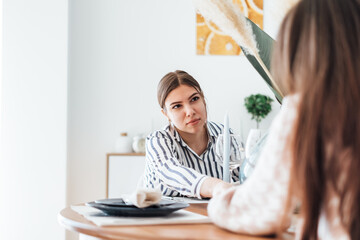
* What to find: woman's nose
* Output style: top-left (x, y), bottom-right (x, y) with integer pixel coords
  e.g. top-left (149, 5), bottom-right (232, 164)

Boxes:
top-left (185, 105), bottom-right (195, 117)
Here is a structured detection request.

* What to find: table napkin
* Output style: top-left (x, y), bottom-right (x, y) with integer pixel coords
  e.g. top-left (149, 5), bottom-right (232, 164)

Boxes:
top-left (122, 187), bottom-right (162, 208)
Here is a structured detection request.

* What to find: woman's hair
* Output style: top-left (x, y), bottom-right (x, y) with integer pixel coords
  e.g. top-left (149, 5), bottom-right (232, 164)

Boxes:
top-left (272, 0), bottom-right (360, 239)
top-left (157, 70), bottom-right (205, 109)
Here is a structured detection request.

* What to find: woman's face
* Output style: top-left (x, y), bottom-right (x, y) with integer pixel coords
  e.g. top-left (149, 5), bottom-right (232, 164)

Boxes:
top-left (162, 84), bottom-right (207, 135)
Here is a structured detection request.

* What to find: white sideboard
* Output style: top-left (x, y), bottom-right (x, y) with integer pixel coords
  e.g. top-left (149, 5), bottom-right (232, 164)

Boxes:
top-left (106, 153), bottom-right (146, 198)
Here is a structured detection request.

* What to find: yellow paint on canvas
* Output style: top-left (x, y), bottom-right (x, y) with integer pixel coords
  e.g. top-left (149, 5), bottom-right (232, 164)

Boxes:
top-left (196, 0), bottom-right (263, 55)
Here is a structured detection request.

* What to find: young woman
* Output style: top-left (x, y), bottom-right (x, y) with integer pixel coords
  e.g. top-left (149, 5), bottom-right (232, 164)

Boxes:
top-left (207, 0), bottom-right (360, 239)
top-left (143, 70), bottom-right (242, 199)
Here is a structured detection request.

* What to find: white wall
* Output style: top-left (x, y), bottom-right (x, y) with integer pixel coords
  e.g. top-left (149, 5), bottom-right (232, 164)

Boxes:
top-left (67, 0), bottom-right (280, 208)
top-left (0, 0), bottom-right (67, 240)
top-left (0, 0), bottom-right (283, 239)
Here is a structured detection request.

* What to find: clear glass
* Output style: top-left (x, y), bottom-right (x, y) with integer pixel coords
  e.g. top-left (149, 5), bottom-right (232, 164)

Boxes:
top-left (214, 134), bottom-right (245, 174)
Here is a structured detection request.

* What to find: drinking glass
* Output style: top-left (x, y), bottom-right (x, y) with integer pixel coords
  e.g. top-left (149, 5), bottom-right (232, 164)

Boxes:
top-left (214, 134), bottom-right (245, 178)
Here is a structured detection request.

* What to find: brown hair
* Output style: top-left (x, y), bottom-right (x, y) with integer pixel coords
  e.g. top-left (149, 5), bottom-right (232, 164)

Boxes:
top-left (272, 0), bottom-right (360, 239)
top-left (157, 70), bottom-right (205, 109)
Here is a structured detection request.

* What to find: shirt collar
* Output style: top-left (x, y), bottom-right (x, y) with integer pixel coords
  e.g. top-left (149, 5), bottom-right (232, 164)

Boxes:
top-left (168, 122), bottom-right (215, 147)
top-left (206, 121), bottom-right (217, 137)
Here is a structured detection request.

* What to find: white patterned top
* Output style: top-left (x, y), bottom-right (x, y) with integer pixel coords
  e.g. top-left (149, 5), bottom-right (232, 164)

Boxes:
top-left (208, 96), bottom-right (349, 240)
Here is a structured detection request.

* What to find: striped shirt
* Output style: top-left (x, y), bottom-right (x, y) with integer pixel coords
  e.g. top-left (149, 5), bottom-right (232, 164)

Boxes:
top-left (143, 121), bottom-right (242, 198)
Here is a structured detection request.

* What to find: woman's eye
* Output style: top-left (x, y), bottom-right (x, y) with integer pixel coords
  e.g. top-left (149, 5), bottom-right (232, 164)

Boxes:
top-left (172, 104), bottom-right (181, 109)
top-left (191, 96), bottom-right (199, 102)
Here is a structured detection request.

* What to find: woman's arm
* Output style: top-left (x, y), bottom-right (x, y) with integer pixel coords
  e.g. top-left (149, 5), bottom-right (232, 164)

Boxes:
top-left (200, 177), bottom-right (232, 198)
top-left (207, 97), bottom-right (297, 235)
top-left (146, 132), bottom-right (213, 198)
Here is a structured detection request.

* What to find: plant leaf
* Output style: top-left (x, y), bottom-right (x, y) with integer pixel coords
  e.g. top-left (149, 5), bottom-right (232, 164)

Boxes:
top-left (240, 18), bottom-right (283, 103)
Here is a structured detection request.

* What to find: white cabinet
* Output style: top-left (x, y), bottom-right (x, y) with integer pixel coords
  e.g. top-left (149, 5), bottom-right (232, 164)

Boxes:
top-left (106, 153), bottom-right (146, 198)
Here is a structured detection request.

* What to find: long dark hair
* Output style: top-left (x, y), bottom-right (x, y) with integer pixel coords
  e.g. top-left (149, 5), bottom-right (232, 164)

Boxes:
top-left (272, 0), bottom-right (360, 239)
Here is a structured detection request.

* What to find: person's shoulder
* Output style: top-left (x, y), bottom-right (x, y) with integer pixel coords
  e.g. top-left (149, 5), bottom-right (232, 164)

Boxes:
top-left (280, 94), bottom-right (299, 115)
top-left (282, 94), bottom-right (300, 106)
top-left (272, 94), bottom-right (299, 129)
top-left (207, 121), bottom-right (224, 136)
top-left (208, 121), bottom-right (223, 129)
top-left (147, 125), bottom-right (173, 140)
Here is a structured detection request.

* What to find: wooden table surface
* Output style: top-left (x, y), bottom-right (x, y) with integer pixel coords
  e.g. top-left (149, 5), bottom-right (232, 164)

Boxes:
top-left (58, 203), bottom-right (293, 240)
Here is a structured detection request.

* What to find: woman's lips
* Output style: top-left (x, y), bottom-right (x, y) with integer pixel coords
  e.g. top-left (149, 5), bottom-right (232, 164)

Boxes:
top-left (187, 119), bottom-right (200, 125)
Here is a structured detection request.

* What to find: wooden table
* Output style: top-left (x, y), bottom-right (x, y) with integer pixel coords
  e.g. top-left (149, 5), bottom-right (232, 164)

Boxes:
top-left (58, 203), bottom-right (292, 240)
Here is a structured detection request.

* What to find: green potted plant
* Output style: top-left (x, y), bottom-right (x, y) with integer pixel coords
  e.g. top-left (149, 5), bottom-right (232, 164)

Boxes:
top-left (244, 94), bottom-right (273, 129)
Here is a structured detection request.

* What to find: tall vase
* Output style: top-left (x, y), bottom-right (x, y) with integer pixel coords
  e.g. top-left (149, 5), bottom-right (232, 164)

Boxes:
top-left (245, 129), bottom-right (262, 159)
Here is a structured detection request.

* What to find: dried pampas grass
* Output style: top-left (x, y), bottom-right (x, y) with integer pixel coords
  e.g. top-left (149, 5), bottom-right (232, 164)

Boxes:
top-left (192, 0), bottom-right (258, 56)
top-left (192, 0), bottom-right (284, 98)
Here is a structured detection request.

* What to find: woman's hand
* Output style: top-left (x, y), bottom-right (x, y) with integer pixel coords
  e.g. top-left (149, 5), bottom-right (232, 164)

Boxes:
top-left (200, 177), bottom-right (232, 198)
